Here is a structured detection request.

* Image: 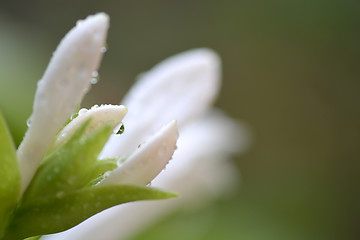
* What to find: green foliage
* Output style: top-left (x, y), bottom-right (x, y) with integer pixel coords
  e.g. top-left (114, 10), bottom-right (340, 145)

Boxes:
top-left (4, 185), bottom-right (177, 240)
top-left (21, 119), bottom-right (112, 203)
top-left (0, 110), bottom-right (20, 238)
top-left (1, 119), bottom-right (177, 240)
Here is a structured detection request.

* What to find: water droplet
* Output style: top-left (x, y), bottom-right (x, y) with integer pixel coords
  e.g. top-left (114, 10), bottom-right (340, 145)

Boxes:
top-left (113, 123), bottom-right (125, 135)
top-left (92, 71), bottom-right (99, 78)
top-left (90, 78), bottom-right (98, 84)
top-left (26, 117), bottom-right (32, 127)
top-left (78, 108), bottom-right (88, 116)
top-left (103, 171), bottom-right (111, 178)
top-left (70, 112), bottom-right (79, 120)
top-left (101, 46), bottom-right (107, 53)
top-left (116, 157), bottom-right (126, 167)
top-left (90, 71), bottom-right (99, 85)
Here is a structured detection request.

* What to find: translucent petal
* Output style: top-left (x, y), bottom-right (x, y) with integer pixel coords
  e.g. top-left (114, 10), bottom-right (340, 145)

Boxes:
top-left (100, 49), bottom-right (220, 159)
top-left (17, 13), bottom-right (109, 194)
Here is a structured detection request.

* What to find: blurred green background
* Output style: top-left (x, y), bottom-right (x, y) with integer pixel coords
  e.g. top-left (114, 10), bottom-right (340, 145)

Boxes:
top-left (1, 0), bottom-right (359, 239)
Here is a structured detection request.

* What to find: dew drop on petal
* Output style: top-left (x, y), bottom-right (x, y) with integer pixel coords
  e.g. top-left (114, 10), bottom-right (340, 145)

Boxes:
top-left (92, 71), bottom-right (99, 78)
top-left (90, 78), bottom-right (98, 85)
top-left (103, 171), bottom-right (111, 178)
top-left (116, 157), bottom-right (126, 167)
top-left (90, 71), bottom-right (100, 85)
top-left (113, 122), bottom-right (125, 135)
top-left (101, 46), bottom-right (107, 53)
top-left (70, 112), bottom-right (79, 120)
top-left (26, 117), bottom-right (32, 127)
top-left (78, 108), bottom-right (88, 116)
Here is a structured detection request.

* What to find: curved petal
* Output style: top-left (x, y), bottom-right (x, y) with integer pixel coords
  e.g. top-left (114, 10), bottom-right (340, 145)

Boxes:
top-left (99, 120), bottom-right (178, 186)
top-left (100, 48), bottom-right (221, 159)
top-left (17, 13), bottom-right (109, 194)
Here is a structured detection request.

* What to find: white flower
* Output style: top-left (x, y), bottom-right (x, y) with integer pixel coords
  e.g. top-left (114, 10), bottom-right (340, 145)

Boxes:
top-left (40, 15), bottom-right (249, 240)
top-left (16, 13), bottom-right (179, 199)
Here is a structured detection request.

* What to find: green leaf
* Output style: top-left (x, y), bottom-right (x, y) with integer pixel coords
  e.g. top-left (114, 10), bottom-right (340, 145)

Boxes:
top-left (5, 185), bottom-right (178, 240)
top-left (22, 120), bottom-right (112, 203)
top-left (0, 110), bottom-right (20, 238)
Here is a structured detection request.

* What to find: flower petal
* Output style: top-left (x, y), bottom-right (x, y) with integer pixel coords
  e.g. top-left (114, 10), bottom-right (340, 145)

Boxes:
top-left (100, 120), bottom-right (178, 186)
top-left (17, 13), bottom-right (109, 194)
top-left (100, 48), bottom-right (220, 159)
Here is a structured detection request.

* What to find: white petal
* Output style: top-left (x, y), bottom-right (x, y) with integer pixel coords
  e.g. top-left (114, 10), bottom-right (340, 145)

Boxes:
top-left (100, 120), bottom-right (178, 186)
top-left (53, 104), bottom-right (127, 149)
top-left (17, 13), bottom-right (109, 194)
top-left (100, 48), bottom-right (220, 159)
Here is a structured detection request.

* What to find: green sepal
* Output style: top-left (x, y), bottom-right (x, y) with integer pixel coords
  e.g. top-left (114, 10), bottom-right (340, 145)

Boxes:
top-left (4, 185), bottom-right (178, 240)
top-left (86, 158), bottom-right (117, 186)
top-left (21, 119), bottom-right (112, 203)
top-left (0, 110), bottom-right (20, 237)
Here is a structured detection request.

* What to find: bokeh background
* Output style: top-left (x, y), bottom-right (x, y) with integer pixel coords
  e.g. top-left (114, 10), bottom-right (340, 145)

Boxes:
top-left (1, 0), bottom-right (359, 239)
